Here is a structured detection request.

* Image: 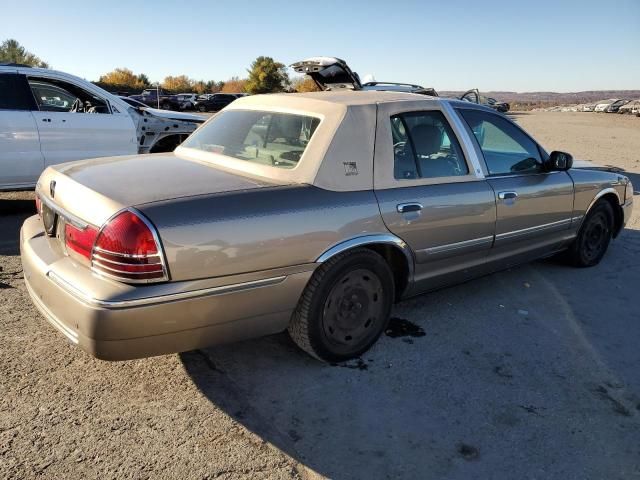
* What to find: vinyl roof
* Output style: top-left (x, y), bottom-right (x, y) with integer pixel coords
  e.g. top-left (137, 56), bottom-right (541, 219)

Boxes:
top-left (238, 89), bottom-right (443, 106)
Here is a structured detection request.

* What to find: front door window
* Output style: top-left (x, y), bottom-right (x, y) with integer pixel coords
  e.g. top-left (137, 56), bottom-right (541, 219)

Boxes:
top-left (459, 109), bottom-right (542, 175)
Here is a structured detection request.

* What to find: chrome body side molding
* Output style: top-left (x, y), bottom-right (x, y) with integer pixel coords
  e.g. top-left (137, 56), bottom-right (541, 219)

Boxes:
top-left (418, 235), bottom-right (494, 258)
top-left (496, 218), bottom-right (573, 242)
top-left (46, 270), bottom-right (287, 309)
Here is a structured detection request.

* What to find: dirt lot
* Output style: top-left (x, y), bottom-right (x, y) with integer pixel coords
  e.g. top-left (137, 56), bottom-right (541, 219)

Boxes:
top-left (1, 112), bottom-right (639, 480)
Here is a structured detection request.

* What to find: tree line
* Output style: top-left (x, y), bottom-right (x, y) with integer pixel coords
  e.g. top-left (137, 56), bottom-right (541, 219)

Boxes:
top-left (1, 39), bottom-right (319, 94)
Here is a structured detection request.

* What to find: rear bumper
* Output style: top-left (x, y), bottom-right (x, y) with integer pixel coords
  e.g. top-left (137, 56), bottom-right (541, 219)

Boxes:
top-left (20, 215), bottom-right (314, 360)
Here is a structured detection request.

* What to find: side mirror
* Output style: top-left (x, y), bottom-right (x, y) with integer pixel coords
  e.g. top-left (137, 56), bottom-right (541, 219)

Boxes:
top-left (547, 151), bottom-right (573, 171)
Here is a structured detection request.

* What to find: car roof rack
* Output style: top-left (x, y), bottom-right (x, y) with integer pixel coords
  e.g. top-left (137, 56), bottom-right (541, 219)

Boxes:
top-left (0, 62), bottom-right (34, 67)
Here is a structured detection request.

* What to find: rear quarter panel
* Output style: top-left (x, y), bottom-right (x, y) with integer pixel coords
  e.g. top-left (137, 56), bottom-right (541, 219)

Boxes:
top-left (138, 185), bottom-right (388, 282)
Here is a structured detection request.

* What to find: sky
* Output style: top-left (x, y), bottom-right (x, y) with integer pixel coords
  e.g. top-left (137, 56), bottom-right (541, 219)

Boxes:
top-left (2, 0), bottom-right (639, 92)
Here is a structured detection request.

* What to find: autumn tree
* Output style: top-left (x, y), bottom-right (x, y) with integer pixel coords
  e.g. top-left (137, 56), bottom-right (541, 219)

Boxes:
top-left (99, 68), bottom-right (147, 89)
top-left (244, 56), bottom-right (289, 94)
top-left (221, 77), bottom-right (247, 93)
top-left (292, 76), bottom-right (320, 93)
top-left (192, 80), bottom-right (208, 94)
top-left (162, 75), bottom-right (193, 92)
top-left (0, 39), bottom-right (49, 67)
top-left (207, 80), bottom-right (225, 93)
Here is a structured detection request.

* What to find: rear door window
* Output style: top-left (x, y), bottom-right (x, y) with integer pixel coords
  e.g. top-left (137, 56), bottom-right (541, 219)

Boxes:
top-left (391, 110), bottom-right (468, 179)
top-left (0, 73), bottom-right (35, 110)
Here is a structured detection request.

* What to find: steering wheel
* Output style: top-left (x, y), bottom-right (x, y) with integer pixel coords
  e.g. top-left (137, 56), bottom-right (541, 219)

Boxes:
top-left (393, 141), bottom-right (406, 156)
top-left (70, 98), bottom-right (84, 113)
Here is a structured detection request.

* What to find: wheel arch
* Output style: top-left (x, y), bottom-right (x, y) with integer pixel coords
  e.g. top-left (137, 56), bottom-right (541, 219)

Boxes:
top-left (584, 188), bottom-right (624, 238)
top-left (316, 234), bottom-right (414, 300)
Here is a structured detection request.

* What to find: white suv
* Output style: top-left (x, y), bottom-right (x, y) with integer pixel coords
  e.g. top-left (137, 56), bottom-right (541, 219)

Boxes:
top-left (0, 64), bottom-right (202, 191)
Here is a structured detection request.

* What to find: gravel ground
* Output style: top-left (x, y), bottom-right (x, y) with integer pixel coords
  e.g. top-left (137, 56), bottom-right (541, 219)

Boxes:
top-left (1, 112), bottom-right (639, 480)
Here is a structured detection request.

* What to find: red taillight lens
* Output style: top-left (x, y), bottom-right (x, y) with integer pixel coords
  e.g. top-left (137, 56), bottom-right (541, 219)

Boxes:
top-left (65, 224), bottom-right (98, 260)
top-left (91, 210), bottom-right (167, 282)
top-left (35, 196), bottom-right (42, 216)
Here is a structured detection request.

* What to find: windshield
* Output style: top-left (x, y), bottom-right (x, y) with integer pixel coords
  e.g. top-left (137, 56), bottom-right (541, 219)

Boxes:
top-left (181, 110), bottom-right (321, 169)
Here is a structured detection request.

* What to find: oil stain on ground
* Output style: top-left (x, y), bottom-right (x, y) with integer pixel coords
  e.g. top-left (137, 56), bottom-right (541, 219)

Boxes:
top-left (385, 317), bottom-right (426, 339)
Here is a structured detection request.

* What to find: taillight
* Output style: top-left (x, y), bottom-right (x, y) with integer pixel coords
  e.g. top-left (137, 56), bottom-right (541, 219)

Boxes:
top-left (65, 223), bottom-right (98, 259)
top-left (90, 209), bottom-right (168, 283)
top-left (35, 196), bottom-right (42, 216)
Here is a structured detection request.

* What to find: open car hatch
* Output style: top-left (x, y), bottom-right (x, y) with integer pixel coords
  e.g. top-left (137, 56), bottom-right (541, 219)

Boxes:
top-left (291, 57), bottom-right (362, 91)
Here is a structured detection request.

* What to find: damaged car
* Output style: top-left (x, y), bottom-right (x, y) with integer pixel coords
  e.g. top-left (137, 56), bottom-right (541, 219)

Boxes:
top-left (291, 56), bottom-right (439, 96)
top-left (0, 64), bottom-right (203, 190)
top-left (460, 89), bottom-right (510, 113)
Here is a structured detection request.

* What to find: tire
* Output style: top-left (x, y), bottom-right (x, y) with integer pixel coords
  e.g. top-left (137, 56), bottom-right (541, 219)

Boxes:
top-left (288, 248), bottom-right (394, 362)
top-left (565, 200), bottom-right (614, 267)
top-left (198, 105), bottom-right (207, 112)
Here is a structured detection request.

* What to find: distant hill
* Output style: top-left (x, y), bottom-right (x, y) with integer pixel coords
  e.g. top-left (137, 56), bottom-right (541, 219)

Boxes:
top-left (440, 90), bottom-right (640, 110)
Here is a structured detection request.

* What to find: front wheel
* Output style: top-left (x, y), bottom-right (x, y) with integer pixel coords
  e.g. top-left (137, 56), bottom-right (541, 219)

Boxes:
top-left (565, 200), bottom-right (614, 267)
top-left (288, 248), bottom-right (394, 362)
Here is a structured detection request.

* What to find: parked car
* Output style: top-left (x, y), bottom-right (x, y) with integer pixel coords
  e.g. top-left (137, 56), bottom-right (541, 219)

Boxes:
top-left (175, 93), bottom-right (198, 110)
top-left (291, 57), bottom-right (439, 96)
top-left (129, 88), bottom-right (181, 110)
top-left (459, 89), bottom-right (510, 113)
top-left (617, 99), bottom-right (640, 114)
top-left (594, 99), bottom-right (618, 112)
top-left (193, 93), bottom-right (238, 112)
top-left (22, 89), bottom-right (633, 363)
top-left (605, 99), bottom-right (629, 113)
top-left (0, 64), bottom-right (203, 190)
top-left (118, 96), bottom-right (206, 123)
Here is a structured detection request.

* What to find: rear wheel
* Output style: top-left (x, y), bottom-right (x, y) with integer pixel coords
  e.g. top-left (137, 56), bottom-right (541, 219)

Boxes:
top-left (198, 104), bottom-right (207, 112)
top-left (288, 249), bottom-right (394, 362)
top-left (565, 200), bottom-right (614, 267)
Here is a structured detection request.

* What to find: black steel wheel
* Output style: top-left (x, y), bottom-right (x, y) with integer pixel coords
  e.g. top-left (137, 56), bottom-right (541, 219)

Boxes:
top-left (566, 200), bottom-right (614, 267)
top-left (289, 249), bottom-right (394, 362)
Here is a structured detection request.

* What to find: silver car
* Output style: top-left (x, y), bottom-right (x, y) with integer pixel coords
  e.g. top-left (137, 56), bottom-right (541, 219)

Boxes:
top-left (21, 90), bottom-right (633, 362)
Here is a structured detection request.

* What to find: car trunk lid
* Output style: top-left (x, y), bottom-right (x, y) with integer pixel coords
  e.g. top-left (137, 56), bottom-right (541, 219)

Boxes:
top-left (291, 57), bottom-right (362, 91)
top-left (36, 152), bottom-right (282, 228)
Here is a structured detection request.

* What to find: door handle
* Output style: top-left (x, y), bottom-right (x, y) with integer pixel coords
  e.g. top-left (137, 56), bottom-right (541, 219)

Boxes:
top-left (498, 191), bottom-right (518, 200)
top-left (41, 118), bottom-right (51, 123)
top-left (397, 202), bottom-right (423, 213)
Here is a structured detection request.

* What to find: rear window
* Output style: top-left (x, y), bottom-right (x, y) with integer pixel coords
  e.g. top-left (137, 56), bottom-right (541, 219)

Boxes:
top-left (181, 110), bottom-right (321, 169)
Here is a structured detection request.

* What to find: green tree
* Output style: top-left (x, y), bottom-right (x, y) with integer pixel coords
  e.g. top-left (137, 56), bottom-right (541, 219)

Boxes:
top-left (99, 68), bottom-right (147, 89)
top-left (245, 56), bottom-right (289, 94)
top-left (0, 39), bottom-right (49, 68)
top-left (136, 73), bottom-right (151, 88)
